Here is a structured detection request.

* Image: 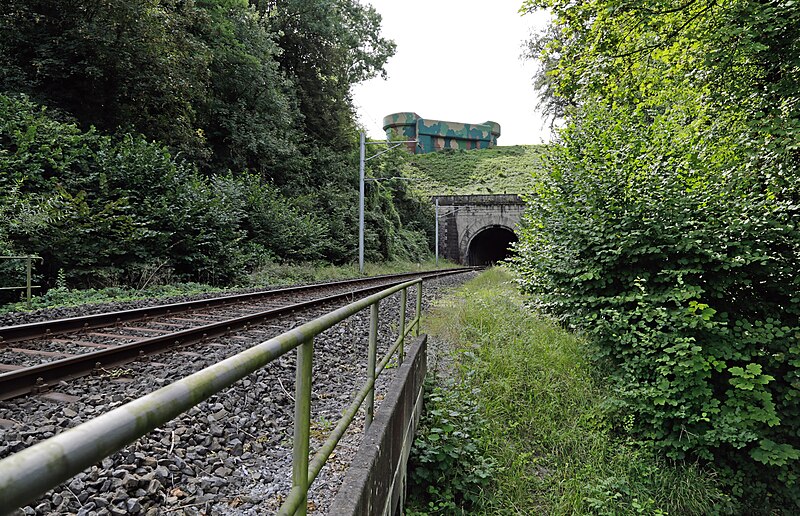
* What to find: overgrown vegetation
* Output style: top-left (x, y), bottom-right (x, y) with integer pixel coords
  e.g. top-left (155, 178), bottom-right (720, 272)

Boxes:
top-left (403, 145), bottom-right (544, 196)
top-left (0, 0), bottom-right (433, 302)
top-left (0, 259), bottom-right (450, 314)
top-left (408, 268), bottom-right (732, 514)
top-left (517, 0), bottom-right (800, 510)
top-left (407, 380), bottom-right (496, 515)
top-left (247, 258), bottom-right (453, 287)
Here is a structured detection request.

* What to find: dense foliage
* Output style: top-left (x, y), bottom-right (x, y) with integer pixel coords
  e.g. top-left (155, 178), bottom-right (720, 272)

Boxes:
top-left (516, 0), bottom-right (800, 510)
top-left (407, 380), bottom-right (496, 514)
top-left (0, 1), bottom-right (432, 295)
top-left (0, 94), bottom-right (430, 290)
top-left (0, 0), bottom-right (394, 178)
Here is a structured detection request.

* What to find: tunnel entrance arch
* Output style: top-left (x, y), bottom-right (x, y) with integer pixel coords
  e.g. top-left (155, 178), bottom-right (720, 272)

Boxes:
top-left (434, 195), bottom-right (526, 265)
top-left (467, 225), bottom-right (518, 266)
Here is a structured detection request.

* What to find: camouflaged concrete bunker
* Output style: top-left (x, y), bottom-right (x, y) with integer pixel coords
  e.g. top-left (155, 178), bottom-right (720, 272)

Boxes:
top-left (382, 112), bottom-right (501, 154)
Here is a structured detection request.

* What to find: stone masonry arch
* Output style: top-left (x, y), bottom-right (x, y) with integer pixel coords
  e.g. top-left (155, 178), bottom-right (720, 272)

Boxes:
top-left (464, 224), bottom-right (518, 265)
top-left (434, 195), bottom-right (526, 265)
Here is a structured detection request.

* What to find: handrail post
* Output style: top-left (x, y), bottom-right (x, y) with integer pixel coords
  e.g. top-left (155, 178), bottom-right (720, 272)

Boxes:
top-left (0, 256), bottom-right (41, 306)
top-left (292, 337), bottom-right (314, 516)
top-left (398, 288), bottom-right (407, 365)
top-left (415, 280), bottom-right (423, 336)
top-left (365, 301), bottom-right (379, 433)
top-left (25, 257), bottom-right (32, 309)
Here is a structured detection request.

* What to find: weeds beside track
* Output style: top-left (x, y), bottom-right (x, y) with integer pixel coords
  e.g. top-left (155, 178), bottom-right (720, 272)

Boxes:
top-left (408, 268), bottom-right (734, 515)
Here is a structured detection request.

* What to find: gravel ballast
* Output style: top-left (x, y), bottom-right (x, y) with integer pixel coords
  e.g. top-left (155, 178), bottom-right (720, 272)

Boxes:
top-left (0, 272), bottom-right (476, 515)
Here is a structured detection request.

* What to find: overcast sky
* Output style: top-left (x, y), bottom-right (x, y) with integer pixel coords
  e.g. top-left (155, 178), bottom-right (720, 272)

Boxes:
top-left (352, 1), bottom-right (551, 146)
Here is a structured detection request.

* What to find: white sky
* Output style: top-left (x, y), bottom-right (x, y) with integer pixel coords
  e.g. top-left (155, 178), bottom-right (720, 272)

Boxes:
top-left (352, 1), bottom-right (551, 146)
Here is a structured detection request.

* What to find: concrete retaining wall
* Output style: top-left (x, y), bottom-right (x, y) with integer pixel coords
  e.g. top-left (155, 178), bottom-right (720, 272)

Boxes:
top-left (328, 335), bottom-right (428, 516)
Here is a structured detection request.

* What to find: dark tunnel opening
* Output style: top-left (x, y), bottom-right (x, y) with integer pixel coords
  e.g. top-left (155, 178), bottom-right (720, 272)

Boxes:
top-left (467, 226), bottom-right (518, 266)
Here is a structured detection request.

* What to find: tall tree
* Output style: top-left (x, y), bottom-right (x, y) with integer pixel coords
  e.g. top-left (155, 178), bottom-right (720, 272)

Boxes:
top-left (0, 0), bottom-right (311, 177)
top-left (257, 0), bottom-right (395, 149)
top-left (0, 0), bottom-right (212, 161)
top-left (193, 0), bottom-right (303, 180)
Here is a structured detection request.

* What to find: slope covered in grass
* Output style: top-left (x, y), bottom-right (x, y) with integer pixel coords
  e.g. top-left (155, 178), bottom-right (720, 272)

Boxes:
top-left (403, 145), bottom-right (544, 196)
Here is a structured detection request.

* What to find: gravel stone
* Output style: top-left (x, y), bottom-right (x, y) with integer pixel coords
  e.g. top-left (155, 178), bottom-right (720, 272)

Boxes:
top-left (125, 498), bottom-right (141, 513)
top-left (1, 272), bottom-right (476, 515)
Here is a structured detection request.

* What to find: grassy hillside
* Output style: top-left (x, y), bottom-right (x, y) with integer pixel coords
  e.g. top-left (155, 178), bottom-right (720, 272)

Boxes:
top-left (402, 145), bottom-right (545, 196)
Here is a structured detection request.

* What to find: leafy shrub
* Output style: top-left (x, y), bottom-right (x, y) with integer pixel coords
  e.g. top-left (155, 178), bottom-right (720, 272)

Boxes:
top-left (419, 268), bottom-right (734, 514)
top-left (235, 172), bottom-right (329, 262)
top-left (513, 99), bottom-right (800, 508)
top-left (0, 94), bottom-right (434, 292)
top-left (0, 94), bottom-right (250, 285)
top-left (407, 379), bottom-right (497, 514)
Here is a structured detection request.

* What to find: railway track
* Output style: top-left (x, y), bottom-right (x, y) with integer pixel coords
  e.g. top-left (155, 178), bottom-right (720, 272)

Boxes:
top-left (0, 268), bottom-right (470, 400)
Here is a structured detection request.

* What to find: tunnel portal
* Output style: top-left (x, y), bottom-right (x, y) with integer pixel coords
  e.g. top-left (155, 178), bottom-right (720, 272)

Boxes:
top-left (467, 226), bottom-right (518, 266)
top-left (434, 195), bottom-right (525, 265)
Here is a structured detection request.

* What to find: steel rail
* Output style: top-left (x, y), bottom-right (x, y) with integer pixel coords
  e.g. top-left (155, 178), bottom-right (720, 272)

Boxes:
top-left (0, 274), bottom-right (445, 513)
top-left (0, 269), bottom-right (467, 400)
top-left (0, 268), bottom-right (468, 344)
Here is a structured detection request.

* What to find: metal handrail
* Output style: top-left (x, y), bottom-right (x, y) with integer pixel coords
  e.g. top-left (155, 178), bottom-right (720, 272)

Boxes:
top-left (0, 276), bottom-right (427, 515)
top-left (0, 256), bottom-right (42, 308)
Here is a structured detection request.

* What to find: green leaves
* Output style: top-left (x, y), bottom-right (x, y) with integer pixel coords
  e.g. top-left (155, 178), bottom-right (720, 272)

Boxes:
top-left (518, 0), bottom-right (800, 508)
top-left (751, 439), bottom-right (800, 467)
top-left (728, 364), bottom-right (774, 391)
top-left (408, 380), bottom-right (497, 512)
top-left (0, 0), bottom-right (432, 288)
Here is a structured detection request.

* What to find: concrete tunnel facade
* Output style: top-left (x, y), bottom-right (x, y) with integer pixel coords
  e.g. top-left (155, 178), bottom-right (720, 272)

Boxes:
top-left (433, 195), bottom-right (525, 266)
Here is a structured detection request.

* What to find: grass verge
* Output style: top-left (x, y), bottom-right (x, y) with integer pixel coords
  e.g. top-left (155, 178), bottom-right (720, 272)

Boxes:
top-left (245, 258), bottom-right (454, 286)
top-left (408, 267), bottom-right (735, 515)
top-left (403, 145), bottom-right (545, 196)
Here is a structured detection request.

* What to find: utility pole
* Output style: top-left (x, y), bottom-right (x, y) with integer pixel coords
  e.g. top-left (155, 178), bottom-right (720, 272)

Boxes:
top-left (359, 132), bottom-right (366, 274)
top-left (435, 197), bottom-right (439, 268)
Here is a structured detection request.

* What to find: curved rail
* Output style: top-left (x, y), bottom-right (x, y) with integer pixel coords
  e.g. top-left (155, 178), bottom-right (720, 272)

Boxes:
top-left (0, 268), bottom-right (467, 344)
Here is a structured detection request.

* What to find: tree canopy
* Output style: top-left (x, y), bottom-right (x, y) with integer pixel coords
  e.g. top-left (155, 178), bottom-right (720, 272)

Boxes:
top-left (0, 1), bottom-right (429, 291)
top-left (0, 0), bottom-right (395, 177)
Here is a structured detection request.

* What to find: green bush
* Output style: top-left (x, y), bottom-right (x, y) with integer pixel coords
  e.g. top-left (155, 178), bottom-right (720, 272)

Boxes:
top-left (0, 94), bottom-right (435, 292)
top-left (0, 0), bottom-right (437, 300)
top-left (418, 268), bottom-right (733, 514)
top-left (0, 93), bottom-right (250, 285)
top-left (407, 379), bottom-right (497, 514)
top-left (236, 172), bottom-right (328, 262)
top-left (513, 100), bottom-right (800, 508)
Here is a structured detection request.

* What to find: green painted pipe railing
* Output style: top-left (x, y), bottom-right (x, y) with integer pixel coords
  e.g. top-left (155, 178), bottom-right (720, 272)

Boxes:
top-left (0, 256), bottom-right (42, 308)
top-left (0, 277), bottom-right (427, 515)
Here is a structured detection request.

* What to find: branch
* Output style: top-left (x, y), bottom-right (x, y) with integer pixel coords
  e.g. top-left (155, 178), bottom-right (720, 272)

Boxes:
top-left (610, 0), bottom-right (718, 59)
top-left (633, 0), bottom-right (704, 16)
